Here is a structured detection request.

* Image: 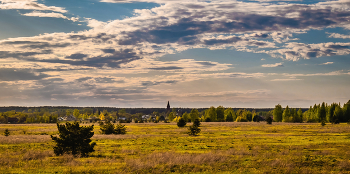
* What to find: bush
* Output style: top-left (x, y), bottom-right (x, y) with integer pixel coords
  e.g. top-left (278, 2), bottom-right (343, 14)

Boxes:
top-left (266, 117), bottom-right (273, 124)
top-left (187, 125), bottom-right (201, 136)
top-left (321, 121), bottom-right (326, 126)
top-left (236, 116), bottom-right (248, 122)
top-left (4, 129), bottom-right (10, 136)
top-left (177, 118), bottom-right (187, 127)
top-left (51, 122), bottom-right (96, 157)
top-left (100, 122), bottom-right (115, 134)
top-left (205, 117), bottom-right (211, 122)
top-left (100, 122), bottom-right (127, 135)
top-left (193, 119), bottom-right (201, 127)
top-left (114, 124), bottom-right (127, 134)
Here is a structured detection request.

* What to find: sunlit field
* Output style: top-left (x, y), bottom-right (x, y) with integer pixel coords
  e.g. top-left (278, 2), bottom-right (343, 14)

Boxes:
top-left (1, 122), bottom-right (350, 173)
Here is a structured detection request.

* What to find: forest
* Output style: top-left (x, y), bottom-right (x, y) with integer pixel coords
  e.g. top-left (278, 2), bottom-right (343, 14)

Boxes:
top-left (0, 100), bottom-right (349, 124)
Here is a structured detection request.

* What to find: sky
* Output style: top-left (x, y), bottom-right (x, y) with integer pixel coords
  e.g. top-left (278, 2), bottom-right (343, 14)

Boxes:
top-left (0, 0), bottom-right (350, 108)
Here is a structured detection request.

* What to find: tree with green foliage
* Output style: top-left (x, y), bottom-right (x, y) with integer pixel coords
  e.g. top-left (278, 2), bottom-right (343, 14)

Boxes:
top-left (100, 121), bottom-right (115, 134)
top-left (114, 124), bottom-right (127, 134)
top-left (193, 119), bottom-right (201, 127)
top-left (273, 104), bottom-right (283, 122)
top-left (319, 102), bottom-right (326, 122)
top-left (205, 106), bottom-right (217, 122)
top-left (73, 109), bottom-right (80, 118)
top-left (182, 112), bottom-right (189, 122)
top-left (343, 100), bottom-right (350, 122)
top-left (51, 122), bottom-right (96, 157)
top-left (225, 111), bottom-right (234, 122)
top-left (4, 129), bottom-right (10, 136)
top-left (333, 105), bottom-right (343, 124)
top-left (187, 125), bottom-right (201, 136)
top-left (282, 105), bottom-right (291, 122)
top-left (266, 117), bottom-right (273, 124)
top-left (224, 108), bottom-right (235, 122)
top-left (296, 108), bottom-right (303, 123)
top-left (177, 117), bottom-right (187, 127)
top-left (216, 106), bottom-right (225, 121)
top-left (252, 115), bottom-right (260, 122)
top-left (168, 112), bottom-right (175, 121)
top-left (190, 109), bottom-right (199, 122)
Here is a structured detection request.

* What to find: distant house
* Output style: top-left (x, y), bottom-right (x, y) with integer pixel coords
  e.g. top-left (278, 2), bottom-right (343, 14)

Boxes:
top-left (8, 117), bottom-right (18, 124)
top-left (141, 115), bottom-right (150, 120)
top-left (141, 115), bottom-right (156, 121)
top-left (58, 115), bottom-right (77, 121)
top-left (118, 116), bottom-right (127, 121)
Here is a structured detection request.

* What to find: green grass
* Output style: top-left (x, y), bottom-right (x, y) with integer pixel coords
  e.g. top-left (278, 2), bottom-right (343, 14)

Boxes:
top-left (1, 122), bottom-right (350, 173)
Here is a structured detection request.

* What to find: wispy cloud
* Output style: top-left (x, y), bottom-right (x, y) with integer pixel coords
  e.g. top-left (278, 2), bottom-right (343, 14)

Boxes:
top-left (320, 62), bottom-right (334, 65)
top-left (262, 62), bottom-right (284, 68)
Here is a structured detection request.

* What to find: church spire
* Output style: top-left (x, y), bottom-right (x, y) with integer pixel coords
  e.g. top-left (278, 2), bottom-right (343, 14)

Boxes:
top-left (167, 101), bottom-right (170, 113)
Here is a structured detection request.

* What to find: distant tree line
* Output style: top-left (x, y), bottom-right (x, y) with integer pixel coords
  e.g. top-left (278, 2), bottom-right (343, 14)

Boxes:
top-left (272, 100), bottom-right (350, 123)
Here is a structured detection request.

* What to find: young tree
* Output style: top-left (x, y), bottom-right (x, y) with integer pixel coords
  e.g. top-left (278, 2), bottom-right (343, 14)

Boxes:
top-left (224, 108), bottom-right (235, 122)
top-left (187, 125), bottom-right (201, 136)
top-left (205, 106), bottom-right (217, 122)
top-left (168, 112), bottom-right (175, 121)
top-left (4, 129), bottom-right (10, 136)
top-left (177, 117), bottom-right (187, 127)
top-left (51, 122), bottom-right (96, 157)
top-left (296, 108), bottom-right (303, 123)
top-left (266, 117), bottom-right (273, 124)
top-left (282, 105), bottom-right (291, 122)
top-left (182, 112), bottom-right (190, 122)
top-left (193, 119), bottom-right (201, 127)
top-left (73, 109), bottom-right (80, 118)
top-left (190, 109), bottom-right (199, 122)
top-left (319, 102), bottom-right (327, 122)
top-left (99, 113), bottom-right (105, 121)
top-left (273, 104), bottom-right (283, 122)
top-left (225, 111), bottom-right (234, 122)
top-left (216, 106), bottom-right (225, 121)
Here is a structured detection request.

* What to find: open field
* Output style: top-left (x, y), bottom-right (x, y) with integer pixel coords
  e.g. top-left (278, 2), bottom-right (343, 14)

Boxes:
top-left (1, 122), bottom-right (350, 173)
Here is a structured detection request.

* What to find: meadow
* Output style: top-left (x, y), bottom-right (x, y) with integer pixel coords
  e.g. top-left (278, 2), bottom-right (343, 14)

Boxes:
top-left (1, 122), bottom-right (350, 174)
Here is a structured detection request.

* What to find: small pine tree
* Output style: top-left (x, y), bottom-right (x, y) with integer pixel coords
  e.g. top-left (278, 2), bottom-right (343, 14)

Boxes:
top-left (266, 117), bottom-right (273, 124)
top-left (4, 129), bottom-right (10, 136)
top-left (177, 118), bottom-right (187, 127)
top-left (193, 119), bottom-right (201, 127)
top-left (114, 124), bottom-right (127, 134)
top-left (187, 125), bottom-right (201, 136)
top-left (100, 122), bottom-right (115, 134)
top-left (51, 122), bottom-right (96, 157)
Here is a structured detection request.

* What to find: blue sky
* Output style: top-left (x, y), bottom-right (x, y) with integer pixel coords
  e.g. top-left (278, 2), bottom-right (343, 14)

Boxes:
top-left (0, 0), bottom-right (349, 108)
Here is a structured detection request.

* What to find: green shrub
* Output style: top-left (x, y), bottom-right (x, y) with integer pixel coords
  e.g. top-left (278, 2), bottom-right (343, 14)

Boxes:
top-left (236, 116), bottom-right (248, 122)
top-left (51, 122), bottom-right (96, 157)
top-left (177, 118), bottom-right (187, 127)
top-left (187, 125), bottom-right (201, 136)
top-left (321, 121), bottom-right (326, 126)
top-left (193, 119), bottom-right (201, 127)
top-left (266, 117), bottom-right (273, 124)
top-left (4, 129), bottom-right (10, 136)
top-left (114, 124), bottom-right (127, 134)
top-left (100, 122), bottom-right (115, 134)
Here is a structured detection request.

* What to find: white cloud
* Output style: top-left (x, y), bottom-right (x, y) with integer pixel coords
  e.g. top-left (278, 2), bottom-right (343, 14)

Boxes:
top-left (320, 62), bottom-right (333, 65)
top-left (0, 0), bottom-right (67, 13)
top-left (262, 62), bottom-right (284, 67)
top-left (22, 11), bottom-right (71, 20)
top-left (327, 32), bottom-right (350, 39)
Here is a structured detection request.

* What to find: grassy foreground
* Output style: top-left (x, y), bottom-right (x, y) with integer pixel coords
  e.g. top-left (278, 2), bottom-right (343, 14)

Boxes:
top-left (1, 122), bottom-right (350, 174)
